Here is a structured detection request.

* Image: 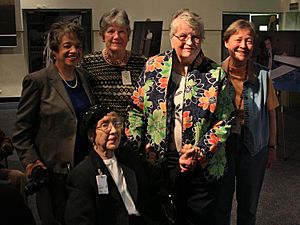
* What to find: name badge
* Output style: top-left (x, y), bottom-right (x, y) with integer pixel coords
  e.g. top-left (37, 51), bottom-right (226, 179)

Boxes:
top-left (121, 71), bottom-right (132, 85)
top-left (96, 174), bottom-right (108, 194)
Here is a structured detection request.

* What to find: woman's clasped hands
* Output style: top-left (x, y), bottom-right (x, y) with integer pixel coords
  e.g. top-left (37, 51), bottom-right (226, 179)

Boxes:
top-left (179, 144), bottom-right (203, 172)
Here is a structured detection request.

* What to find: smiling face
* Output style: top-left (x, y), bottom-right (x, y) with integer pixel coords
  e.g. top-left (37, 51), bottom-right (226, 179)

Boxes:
top-left (102, 24), bottom-right (129, 53)
top-left (53, 32), bottom-right (83, 68)
top-left (225, 28), bottom-right (254, 66)
top-left (93, 112), bottom-right (122, 156)
top-left (171, 20), bottom-right (202, 65)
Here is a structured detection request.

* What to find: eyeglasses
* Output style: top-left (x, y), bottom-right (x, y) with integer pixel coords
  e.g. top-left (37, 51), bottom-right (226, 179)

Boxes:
top-left (96, 120), bottom-right (123, 133)
top-left (173, 34), bottom-right (201, 44)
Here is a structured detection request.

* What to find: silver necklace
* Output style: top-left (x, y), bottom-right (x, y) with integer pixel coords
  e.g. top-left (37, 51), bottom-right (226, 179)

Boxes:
top-left (58, 72), bottom-right (78, 89)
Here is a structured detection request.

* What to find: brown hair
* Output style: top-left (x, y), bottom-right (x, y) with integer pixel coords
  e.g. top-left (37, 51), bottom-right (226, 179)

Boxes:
top-left (223, 19), bottom-right (255, 42)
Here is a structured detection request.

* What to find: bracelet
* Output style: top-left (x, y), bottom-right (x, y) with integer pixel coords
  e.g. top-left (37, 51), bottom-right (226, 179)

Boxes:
top-left (267, 145), bottom-right (276, 149)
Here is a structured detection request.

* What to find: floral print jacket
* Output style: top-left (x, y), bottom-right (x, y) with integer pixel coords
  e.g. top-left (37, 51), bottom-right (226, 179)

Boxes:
top-left (126, 49), bottom-right (234, 180)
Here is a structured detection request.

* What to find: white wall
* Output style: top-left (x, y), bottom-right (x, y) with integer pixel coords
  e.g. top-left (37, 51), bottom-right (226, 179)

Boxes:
top-left (0, 0), bottom-right (282, 97)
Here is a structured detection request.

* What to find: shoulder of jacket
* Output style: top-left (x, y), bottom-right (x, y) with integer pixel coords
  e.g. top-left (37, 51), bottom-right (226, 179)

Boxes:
top-left (69, 158), bottom-right (94, 178)
top-left (252, 61), bottom-right (269, 79)
top-left (25, 67), bottom-right (49, 83)
top-left (146, 50), bottom-right (171, 64)
top-left (206, 62), bottom-right (226, 80)
top-left (204, 56), bottom-right (221, 69)
top-left (253, 61), bottom-right (268, 72)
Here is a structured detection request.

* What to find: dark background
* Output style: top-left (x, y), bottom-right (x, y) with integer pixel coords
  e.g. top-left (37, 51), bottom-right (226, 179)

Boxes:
top-left (131, 21), bottom-right (163, 58)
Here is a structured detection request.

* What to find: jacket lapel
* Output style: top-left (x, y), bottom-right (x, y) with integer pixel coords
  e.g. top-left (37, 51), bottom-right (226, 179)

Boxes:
top-left (89, 150), bottom-right (125, 204)
top-left (246, 60), bottom-right (258, 84)
top-left (47, 64), bottom-right (76, 116)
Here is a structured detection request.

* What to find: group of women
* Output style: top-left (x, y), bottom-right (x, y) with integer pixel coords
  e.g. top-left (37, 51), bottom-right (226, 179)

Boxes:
top-left (12, 7), bottom-right (278, 225)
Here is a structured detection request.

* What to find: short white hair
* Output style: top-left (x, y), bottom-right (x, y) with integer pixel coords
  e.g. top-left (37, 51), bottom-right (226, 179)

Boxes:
top-left (169, 9), bottom-right (204, 39)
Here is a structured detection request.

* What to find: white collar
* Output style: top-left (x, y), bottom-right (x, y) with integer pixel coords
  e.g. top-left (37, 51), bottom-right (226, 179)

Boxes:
top-left (103, 155), bottom-right (117, 166)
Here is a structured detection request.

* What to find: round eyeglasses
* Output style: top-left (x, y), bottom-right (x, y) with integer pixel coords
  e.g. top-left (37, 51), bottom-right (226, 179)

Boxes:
top-left (96, 120), bottom-right (123, 133)
top-left (173, 33), bottom-right (201, 44)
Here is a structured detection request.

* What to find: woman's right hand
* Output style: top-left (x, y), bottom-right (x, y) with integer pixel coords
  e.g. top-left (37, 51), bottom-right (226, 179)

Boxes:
top-left (25, 159), bottom-right (47, 177)
top-left (179, 144), bottom-right (199, 172)
top-left (145, 143), bottom-right (156, 166)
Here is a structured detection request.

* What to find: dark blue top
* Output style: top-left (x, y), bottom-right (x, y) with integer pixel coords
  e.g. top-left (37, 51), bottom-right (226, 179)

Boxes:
top-left (63, 76), bottom-right (91, 166)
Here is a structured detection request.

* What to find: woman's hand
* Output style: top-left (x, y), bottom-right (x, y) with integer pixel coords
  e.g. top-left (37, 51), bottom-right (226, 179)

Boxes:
top-left (145, 143), bottom-right (156, 166)
top-left (25, 159), bottom-right (47, 177)
top-left (179, 144), bottom-right (199, 172)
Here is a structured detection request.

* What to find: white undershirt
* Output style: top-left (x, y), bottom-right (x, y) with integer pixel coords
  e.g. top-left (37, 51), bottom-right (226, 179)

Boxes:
top-left (103, 155), bottom-right (139, 215)
top-left (170, 71), bottom-right (186, 152)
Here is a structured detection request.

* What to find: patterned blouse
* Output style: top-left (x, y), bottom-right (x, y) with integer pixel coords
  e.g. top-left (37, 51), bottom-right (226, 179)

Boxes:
top-left (81, 51), bottom-right (146, 118)
top-left (126, 49), bottom-right (235, 181)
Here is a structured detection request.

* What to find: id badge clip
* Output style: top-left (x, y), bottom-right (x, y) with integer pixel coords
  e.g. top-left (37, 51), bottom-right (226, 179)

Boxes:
top-left (96, 169), bottom-right (109, 194)
top-left (121, 71), bottom-right (132, 85)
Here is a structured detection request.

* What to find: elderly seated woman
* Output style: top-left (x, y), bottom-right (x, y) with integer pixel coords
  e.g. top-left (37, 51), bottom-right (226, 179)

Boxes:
top-left (65, 104), bottom-right (165, 225)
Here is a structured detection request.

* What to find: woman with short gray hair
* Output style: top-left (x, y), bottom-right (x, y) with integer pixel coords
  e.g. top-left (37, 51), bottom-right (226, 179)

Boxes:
top-left (169, 8), bottom-right (205, 40)
top-left (126, 8), bottom-right (234, 225)
top-left (82, 8), bottom-right (146, 119)
top-left (99, 8), bottom-right (131, 37)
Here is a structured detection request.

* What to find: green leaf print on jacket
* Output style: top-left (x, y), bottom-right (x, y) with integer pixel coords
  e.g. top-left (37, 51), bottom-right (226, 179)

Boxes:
top-left (160, 60), bottom-right (172, 77)
top-left (185, 78), bottom-right (201, 103)
top-left (147, 109), bottom-right (166, 145)
top-left (194, 119), bottom-right (209, 146)
top-left (206, 145), bottom-right (227, 180)
top-left (215, 123), bottom-right (232, 142)
top-left (127, 109), bottom-right (144, 140)
top-left (143, 79), bottom-right (154, 110)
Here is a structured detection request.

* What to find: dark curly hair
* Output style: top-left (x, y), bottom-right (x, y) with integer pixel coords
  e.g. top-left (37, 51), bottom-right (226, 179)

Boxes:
top-left (48, 21), bottom-right (85, 59)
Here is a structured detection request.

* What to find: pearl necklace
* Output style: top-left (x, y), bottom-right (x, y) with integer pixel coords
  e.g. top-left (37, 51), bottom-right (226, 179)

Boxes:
top-left (102, 48), bottom-right (130, 66)
top-left (58, 72), bottom-right (78, 89)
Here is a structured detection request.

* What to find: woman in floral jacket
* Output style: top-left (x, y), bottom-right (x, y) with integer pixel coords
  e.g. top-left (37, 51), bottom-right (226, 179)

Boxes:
top-left (126, 9), bottom-right (234, 225)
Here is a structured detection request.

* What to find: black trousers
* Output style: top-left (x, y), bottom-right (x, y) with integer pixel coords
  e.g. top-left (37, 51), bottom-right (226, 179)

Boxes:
top-left (129, 215), bottom-right (146, 225)
top-left (167, 166), bottom-right (222, 225)
top-left (215, 134), bottom-right (268, 225)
